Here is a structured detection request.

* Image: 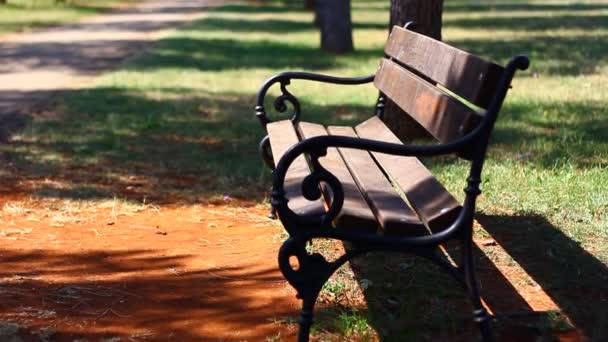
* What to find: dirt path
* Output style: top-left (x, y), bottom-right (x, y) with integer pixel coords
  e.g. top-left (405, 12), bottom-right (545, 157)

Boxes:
top-left (0, 198), bottom-right (299, 340)
top-left (0, 0), bottom-right (219, 125)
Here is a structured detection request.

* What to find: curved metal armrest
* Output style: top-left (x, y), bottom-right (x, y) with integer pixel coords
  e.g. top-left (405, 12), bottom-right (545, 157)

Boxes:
top-left (255, 72), bottom-right (375, 128)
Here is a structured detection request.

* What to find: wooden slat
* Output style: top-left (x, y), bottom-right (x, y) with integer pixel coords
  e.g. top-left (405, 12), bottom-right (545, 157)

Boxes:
top-left (355, 117), bottom-right (461, 232)
top-left (385, 25), bottom-right (504, 108)
top-left (267, 120), bottom-right (325, 217)
top-left (327, 126), bottom-right (426, 236)
top-left (297, 122), bottom-right (378, 232)
top-left (374, 58), bottom-right (481, 143)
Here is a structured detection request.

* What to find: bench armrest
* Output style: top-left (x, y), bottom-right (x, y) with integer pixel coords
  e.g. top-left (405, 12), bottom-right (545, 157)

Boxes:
top-left (255, 72), bottom-right (375, 129)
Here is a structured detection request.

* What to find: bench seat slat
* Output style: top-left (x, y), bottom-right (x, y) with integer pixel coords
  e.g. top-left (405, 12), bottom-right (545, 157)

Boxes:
top-left (297, 122), bottom-right (377, 232)
top-left (355, 117), bottom-right (462, 232)
top-left (374, 58), bottom-right (481, 143)
top-left (385, 25), bottom-right (504, 109)
top-left (327, 126), bottom-right (427, 236)
top-left (267, 120), bottom-right (325, 217)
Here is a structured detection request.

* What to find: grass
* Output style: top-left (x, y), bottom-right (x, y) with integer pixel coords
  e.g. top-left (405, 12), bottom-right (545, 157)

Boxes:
top-left (0, 0), bottom-right (140, 35)
top-left (1, 0), bottom-right (607, 340)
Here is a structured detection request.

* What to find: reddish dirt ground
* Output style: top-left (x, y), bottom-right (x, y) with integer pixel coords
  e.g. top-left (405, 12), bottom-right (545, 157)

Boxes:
top-left (0, 194), bottom-right (593, 341)
top-left (0, 197), bottom-right (299, 341)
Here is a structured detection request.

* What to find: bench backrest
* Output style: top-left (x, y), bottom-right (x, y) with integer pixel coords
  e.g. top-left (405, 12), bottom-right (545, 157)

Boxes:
top-left (375, 26), bottom-right (505, 143)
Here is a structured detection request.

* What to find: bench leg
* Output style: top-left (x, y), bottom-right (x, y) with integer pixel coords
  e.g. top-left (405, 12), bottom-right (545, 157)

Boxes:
top-left (278, 238), bottom-right (325, 342)
top-left (297, 295), bottom-right (317, 342)
top-left (462, 237), bottom-right (494, 342)
top-left (278, 237), bottom-right (359, 342)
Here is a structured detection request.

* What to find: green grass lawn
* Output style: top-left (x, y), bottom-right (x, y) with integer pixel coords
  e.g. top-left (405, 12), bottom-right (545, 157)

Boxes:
top-left (2, 0), bottom-right (607, 340)
top-left (0, 0), bottom-right (140, 35)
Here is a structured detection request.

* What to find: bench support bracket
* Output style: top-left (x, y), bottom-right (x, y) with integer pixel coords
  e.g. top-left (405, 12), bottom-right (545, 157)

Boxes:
top-left (278, 237), bottom-right (365, 342)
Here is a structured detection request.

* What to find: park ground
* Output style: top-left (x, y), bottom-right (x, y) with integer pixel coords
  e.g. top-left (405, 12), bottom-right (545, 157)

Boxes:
top-left (0, 0), bottom-right (607, 340)
top-left (0, 0), bottom-right (141, 35)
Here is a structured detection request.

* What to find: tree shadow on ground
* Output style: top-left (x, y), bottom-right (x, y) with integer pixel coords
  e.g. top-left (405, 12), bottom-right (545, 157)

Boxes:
top-left (185, 17), bottom-right (386, 34)
top-left (131, 37), bottom-right (344, 71)
top-left (441, 1), bottom-right (607, 76)
top-left (129, 33), bottom-right (381, 73)
top-left (445, 14), bottom-right (608, 32)
top-left (333, 214), bottom-right (607, 340)
top-left (0, 40), bottom-right (151, 74)
top-left (211, 3), bottom-right (308, 14)
top-left (489, 100), bottom-right (608, 169)
top-left (0, 86), bottom-right (375, 204)
top-left (0, 248), bottom-right (293, 340)
top-left (444, 2), bottom-right (608, 13)
top-left (477, 214), bottom-right (608, 340)
top-left (448, 34), bottom-right (606, 76)
top-left (0, 0), bottom-right (214, 75)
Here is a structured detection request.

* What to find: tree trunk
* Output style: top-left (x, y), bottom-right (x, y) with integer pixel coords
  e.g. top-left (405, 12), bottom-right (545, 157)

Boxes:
top-left (382, 0), bottom-right (443, 141)
top-left (316, 0), bottom-right (353, 54)
top-left (389, 0), bottom-right (442, 40)
top-left (304, 0), bottom-right (315, 10)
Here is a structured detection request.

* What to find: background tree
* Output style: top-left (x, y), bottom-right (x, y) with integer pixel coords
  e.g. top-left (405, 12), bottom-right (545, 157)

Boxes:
top-left (315, 0), bottom-right (353, 53)
top-left (383, 0), bottom-right (443, 140)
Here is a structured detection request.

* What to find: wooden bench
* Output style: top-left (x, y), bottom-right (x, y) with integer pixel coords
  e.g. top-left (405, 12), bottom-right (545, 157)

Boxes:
top-left (255, 25), bottom-right (528, 342)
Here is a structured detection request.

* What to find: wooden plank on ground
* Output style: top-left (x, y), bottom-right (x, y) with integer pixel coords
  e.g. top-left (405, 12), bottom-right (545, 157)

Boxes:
top-left (297, 122), bottom-right (378, 232)
top-left (374, 58), bottom-right (481, 143)
top-left (327, 125), bottom-right (426, 236)
top-left (267, 120), bottom-right (325, 217)
top-left (384, 25), bottom-right (504, 109)
top-left (355, 116), bottom-right (461, 232)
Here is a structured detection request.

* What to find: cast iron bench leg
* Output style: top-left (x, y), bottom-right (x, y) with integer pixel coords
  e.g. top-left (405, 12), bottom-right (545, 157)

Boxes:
top-left (463, 234), bottom-right (494, 341)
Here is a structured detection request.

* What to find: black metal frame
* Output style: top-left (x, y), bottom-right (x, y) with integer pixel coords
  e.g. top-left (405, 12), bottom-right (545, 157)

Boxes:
top-left (255, 56), bottom-right (529, 341)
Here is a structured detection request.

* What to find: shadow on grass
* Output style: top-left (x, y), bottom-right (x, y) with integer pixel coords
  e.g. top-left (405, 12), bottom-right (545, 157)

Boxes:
top-left (445, 14), bottom-right (608, 32)
top-left (478, 214), bottom-right (608, 340)
top-left (211, 3), bottom-right (308, 14)
top-left (316, 213), bottom-right (607, 340)
top-left (489, 100), bottom-right (608, 168)
top-left (444, 2), bottom-right (608, 13)
top-left (0, 3), bottom-right (109, 13)
top-left (129, 36), bottom-right (381, 73)
top-left (0, 249), bottom-right (291, 340)
top-left (184, 17), bottom-right (386, 34)
top-left (0, 86), bottom-right (374, 204)
top-left (131, 37), bottom-right (343, 71)
top-left (448, 34), bottom-right (606, 76)
top-left (0, 0), bottom-right (217, 79)
top-left (441, 2), bottom-right (607, 77)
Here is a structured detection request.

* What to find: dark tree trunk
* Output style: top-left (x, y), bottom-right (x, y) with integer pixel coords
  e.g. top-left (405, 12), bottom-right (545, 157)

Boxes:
top-left (389, 0), bottom-right (442, 40)
top-left (304, 0), bottom-right (315, 10)
top-left (382, 0), bottom-right (443, 141)
top-left (316, 0), bottom-right (353, 54)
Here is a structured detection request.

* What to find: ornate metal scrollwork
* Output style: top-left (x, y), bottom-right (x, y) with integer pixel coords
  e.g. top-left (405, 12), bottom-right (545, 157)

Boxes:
top-left (278, 237), bottom-right (364, 302)
top-left (254, 72), bottom-right (375, 129)
top-left (273, 80), bottom-right (301, 123)
top-left (255, 77), bottom-right (301, 128)
top-left (271, 146), bottom-right (344, 231)
top-left (278, 238), bottom-right (331, 301)
top-left (306, 152), bottom-right (344, 226)
top-left (258, 135), bottom-right (274, 170)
